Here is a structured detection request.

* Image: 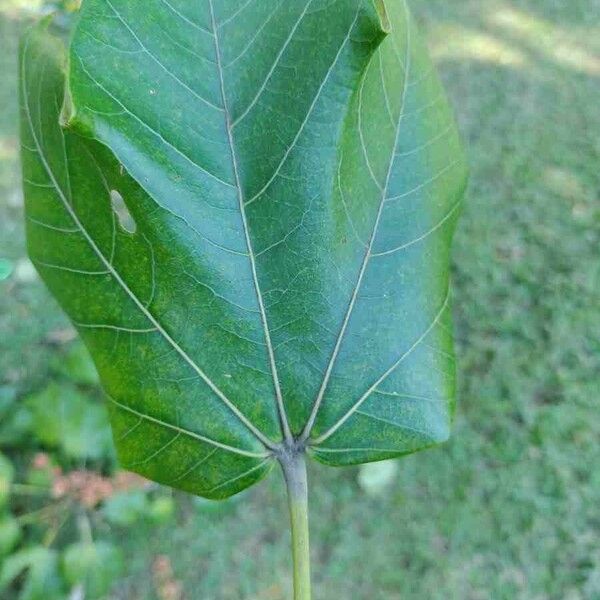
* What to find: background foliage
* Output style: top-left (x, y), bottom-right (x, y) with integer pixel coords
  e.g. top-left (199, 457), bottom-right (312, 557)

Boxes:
top-left (1, 0), bottom-right (599, 598)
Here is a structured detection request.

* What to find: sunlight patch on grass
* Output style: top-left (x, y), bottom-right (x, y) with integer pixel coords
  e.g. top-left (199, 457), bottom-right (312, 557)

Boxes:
top-left (0, 0), bottom-right (44, 19)
top-left (543, 166), bottom-right (598, 222)
top-left (0, 136), bottom-right (17, 161)
top-left (490, 7), bottom-right (600, 76)
top-left (543, 167), bottom-right (588, 203)
top-left (428, 24), bottom-right (530, 67)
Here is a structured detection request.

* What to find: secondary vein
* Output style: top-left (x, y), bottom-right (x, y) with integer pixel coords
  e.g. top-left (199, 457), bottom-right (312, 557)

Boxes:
top-left (299, 0), bottom-right (413, 444)
top-left (208, 0), bottom-right (293, 446)
top-left (22, 32), bottom-right (276, 453)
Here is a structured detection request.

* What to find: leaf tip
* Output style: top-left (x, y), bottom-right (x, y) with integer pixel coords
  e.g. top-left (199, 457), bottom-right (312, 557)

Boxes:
top-left (59, 72), bottom-right (76, 128)
top-left (370, 0), bottom-right (391, 34)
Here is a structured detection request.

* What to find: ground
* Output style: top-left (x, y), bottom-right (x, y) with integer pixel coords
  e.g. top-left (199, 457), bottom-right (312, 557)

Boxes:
top-left (1, 0), bottom-right (599, 598)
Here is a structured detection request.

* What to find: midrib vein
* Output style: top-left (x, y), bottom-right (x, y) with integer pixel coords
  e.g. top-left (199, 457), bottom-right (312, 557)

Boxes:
top-left (208, 0), bottom-right (293, 445)
top-left (22, 35), bottom-right (275, 454)
top-left (300, 1), bottom-right (412, 444)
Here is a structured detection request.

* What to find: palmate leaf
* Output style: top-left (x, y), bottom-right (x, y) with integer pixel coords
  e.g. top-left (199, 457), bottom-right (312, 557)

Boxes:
top-left (20, 0), bottom-right (467, 502)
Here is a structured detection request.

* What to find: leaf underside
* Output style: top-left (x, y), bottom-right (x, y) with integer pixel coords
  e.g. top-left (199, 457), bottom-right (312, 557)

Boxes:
top-left (21, 0), bottom-right (467, 500)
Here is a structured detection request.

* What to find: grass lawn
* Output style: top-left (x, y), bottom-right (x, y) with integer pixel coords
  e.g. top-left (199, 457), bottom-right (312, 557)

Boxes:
top-left (1, 0), bottom-right (599, 598)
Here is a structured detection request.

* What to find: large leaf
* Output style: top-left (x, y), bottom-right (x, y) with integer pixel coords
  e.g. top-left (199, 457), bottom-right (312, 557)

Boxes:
top-left (20, 0), bottom-right (467, 500)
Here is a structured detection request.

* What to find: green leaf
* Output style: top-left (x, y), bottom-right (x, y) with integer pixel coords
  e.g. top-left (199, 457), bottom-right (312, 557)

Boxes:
top-left (0, 385), bottom-right (18, 418)
top-left (0, 515), bottom-right (21, 557)
top-left (0, 452), bottom-right (14, 508)
top-left (51, 341), bottom-right (100, 386)
top-left (148, 495), bottom-right (176, 524)
top-left (0, 405), bottom-right (34, 447)
top-left (26, 456), bottom-right (57, 488)
top-left (0, 546), bottom-right (64, 600)
top-left (62, 541), bottom-right (123, 599)
top-left (25, 383), bottom-right (113, 460)
top-left (102, 489), bottom-right (149, 526)
top-left (0, 258), bottom-right (14, 281)
top-left (20, 0), bottom-right (466, 501)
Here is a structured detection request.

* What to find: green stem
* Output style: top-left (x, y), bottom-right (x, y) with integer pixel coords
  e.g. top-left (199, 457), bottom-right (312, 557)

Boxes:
top-left (281, 451), bottom-right (311, 600)
top-left (11, 483), bottom-right (50, 496)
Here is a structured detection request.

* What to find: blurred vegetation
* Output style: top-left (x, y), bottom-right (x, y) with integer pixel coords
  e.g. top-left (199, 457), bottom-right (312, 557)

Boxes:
top-left (1, 0), bottom-right (599, 598)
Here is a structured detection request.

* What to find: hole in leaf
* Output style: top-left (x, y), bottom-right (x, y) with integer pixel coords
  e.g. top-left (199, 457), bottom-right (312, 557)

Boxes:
top-left (110, 189), bottom-right (137, 234)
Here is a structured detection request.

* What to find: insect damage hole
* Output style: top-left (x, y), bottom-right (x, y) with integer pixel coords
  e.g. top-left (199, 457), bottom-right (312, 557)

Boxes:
top-left (110, 189), bottom-right (137, 234)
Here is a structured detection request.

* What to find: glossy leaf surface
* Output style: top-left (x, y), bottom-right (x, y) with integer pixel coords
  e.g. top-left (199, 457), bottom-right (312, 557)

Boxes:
top-left (21, 0), bottom-right (467, 499)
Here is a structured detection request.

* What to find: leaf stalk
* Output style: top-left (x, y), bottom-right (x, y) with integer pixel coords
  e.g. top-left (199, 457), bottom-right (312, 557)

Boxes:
top-left (280, 449), bottom-right (311, 600)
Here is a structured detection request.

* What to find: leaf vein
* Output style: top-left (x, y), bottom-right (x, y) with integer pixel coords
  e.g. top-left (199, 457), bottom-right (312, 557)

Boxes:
top-left (109, 397), bottom-right (271, 458)
top-left (231, 0), bottom-right (314, 128)
top-left (209, 0), bottom-right (292, 444)
top-left (312, 290), bottom-right (450, 444)
top-left (206, 458), bottom-right (272, 494)
top-left (245, 8), bottom-right (360, 206)
top-left (159, 0), bottom-right (214, 35)
top-left (74, 54), bottom-right (235, 189)
top-left (372, 198), bottom-right (461, 256)
top-left (22, 34), bottom-right (276, 452)
top-left (300, 1), bottom-right (413, 443)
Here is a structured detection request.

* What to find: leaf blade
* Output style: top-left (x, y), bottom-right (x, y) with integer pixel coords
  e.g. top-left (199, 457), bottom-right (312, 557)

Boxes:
top-left (20, 21), bottom-right (276, 498)
top-left (21, 0), bottom-right (467, 495)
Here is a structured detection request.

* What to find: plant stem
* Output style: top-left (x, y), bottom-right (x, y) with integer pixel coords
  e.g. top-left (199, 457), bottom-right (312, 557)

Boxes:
top-left (280, 451), bottom-right (311, 600)
top-left (11, 483), bottom-right (50, 495)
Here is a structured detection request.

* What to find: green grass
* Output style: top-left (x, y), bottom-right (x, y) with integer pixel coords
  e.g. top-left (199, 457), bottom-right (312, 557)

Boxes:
top-left (1, 1), bottom-right (599, 598)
